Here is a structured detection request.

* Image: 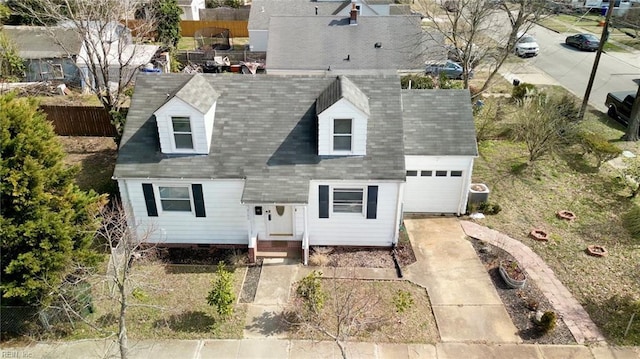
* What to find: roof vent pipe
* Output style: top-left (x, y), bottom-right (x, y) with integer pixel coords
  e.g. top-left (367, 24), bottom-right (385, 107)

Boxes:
top-left (315, 6), bottom-right (318, 15)
top-left (374, 42), bottom-right (382, 48)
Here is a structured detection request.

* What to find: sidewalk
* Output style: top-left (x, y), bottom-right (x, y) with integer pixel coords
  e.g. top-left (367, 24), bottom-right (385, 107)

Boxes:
top-left (3, 339), bottom-right (638, 359)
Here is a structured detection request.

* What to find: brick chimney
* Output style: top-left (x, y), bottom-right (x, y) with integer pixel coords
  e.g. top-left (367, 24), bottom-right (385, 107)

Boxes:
top-left (350, 3), bottom-right (357, 25)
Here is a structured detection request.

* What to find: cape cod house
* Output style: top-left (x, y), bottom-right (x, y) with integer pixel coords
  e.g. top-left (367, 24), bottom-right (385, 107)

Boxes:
top-left (113, 73), bottom-right (478, 264)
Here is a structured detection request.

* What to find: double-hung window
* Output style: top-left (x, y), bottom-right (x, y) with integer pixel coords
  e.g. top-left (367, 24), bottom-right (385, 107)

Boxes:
top-left (172, 117), bottom-right (193, 149)
top-left (159, 186), bottom-right (191, 212)
top-left (333, 119), bottom-right (352, 152)
top-left (333, 188), bottom-right (363, 214)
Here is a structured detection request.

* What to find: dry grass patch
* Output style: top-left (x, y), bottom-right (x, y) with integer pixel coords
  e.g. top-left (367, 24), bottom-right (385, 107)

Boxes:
top-left (471, 104), bottom-right (640, 345)
top-left (68, 263), bottom-right (247, 340)
top-left (288, 279), bottom-right (439, 344)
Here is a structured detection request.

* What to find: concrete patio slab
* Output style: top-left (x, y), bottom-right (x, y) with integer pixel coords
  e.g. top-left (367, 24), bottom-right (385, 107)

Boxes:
top-left (235, 339), bottom-right (289, 359)
top-left (199, 340), bottom-right (241, 358)
top-left (538, 344), bottom-right (594, 359)
top-left (590, 345), bottom-right (640, 359)
top-left (433, 305), bottom-right (521, 343)
top-left (243, 305), bottom-right (288, 339)
top-left (378, 343), bottom-right (437, 359)
top-left (253, 259), bottom-right (298, 306)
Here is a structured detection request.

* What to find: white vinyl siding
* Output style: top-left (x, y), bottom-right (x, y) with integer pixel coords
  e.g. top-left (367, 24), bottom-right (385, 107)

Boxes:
top-left (122, 179), bottom-right (248, 244)
top-left (317, 99), bottom-right (367, 156)
top-left (308, 181), bottom-right (401, 246)
top-left (403, 156), bottom-right (474, 214)
top-left (155, 97), bottom-right (214, 154)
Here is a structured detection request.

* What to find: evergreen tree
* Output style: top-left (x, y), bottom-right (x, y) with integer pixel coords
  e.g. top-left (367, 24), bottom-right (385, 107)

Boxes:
top-left (152, 0), bottom-right (182, 48)
top-left (0, 93), bottom-right (105, 306)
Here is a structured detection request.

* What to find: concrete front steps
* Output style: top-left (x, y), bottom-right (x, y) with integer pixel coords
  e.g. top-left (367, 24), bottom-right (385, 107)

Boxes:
top-left (256, 240), bottom-right (302, 260)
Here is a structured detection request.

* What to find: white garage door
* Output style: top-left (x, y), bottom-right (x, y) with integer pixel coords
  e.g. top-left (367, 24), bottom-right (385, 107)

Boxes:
top-left (403, 169), bottom-right (465, 213)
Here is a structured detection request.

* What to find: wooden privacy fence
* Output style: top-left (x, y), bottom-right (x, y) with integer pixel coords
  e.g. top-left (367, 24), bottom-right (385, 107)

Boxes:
top-left (181, 20), bottom-right (249, 38)
top-left (41, 105), bottom-right (117, 137)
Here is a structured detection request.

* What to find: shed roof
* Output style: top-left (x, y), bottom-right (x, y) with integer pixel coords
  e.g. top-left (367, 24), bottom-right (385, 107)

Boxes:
top-left (2, 26), bottom-right (83, 59)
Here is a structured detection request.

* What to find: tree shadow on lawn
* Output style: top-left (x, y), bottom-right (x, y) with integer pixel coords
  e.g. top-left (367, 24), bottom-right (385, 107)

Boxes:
top-left (156, 311), bottom-right (215, 333)
top-left (583, 294), bottom-right (640, 346)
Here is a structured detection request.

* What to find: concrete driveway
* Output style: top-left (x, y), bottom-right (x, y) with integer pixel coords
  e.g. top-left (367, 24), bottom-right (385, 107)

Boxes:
top-left (404, 217), bottom-right (520, 343)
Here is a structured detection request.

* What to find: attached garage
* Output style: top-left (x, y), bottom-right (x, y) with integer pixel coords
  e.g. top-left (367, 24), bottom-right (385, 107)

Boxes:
top-left (403, 156), bottom-right (474, 214)
top-left (401, 90), bottom-right (479, 215)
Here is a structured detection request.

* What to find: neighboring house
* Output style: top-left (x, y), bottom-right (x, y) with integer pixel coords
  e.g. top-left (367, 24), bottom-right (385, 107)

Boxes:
top-left (2, 26), bottom-right (83, 87)
top-left (265, 14), bottom-right (444, 75)
top-left (113, 73), bottom-right (478, 264)
top-left (3, 23), bottom-right (159, 92)
top-left (248, 0), bottom-right (410, 51)
top-left (178, 0), bottom-right (206, 20)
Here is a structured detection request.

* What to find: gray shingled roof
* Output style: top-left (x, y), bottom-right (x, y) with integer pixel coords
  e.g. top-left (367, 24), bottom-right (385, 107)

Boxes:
top-left (266, 16), bottom-right (445, 73)
top-left (316, 76), bottom-right (370, 116)
top-left (169, 74), bottom-right (219, 113)
top-left (2, 26), bottom-right (83, 59)
top-left (401, 89), bottom-right (478, 157)
top-left (249, 0), bottom-right (339, 30)
top-left (114, 74), bottom-right (407, 204)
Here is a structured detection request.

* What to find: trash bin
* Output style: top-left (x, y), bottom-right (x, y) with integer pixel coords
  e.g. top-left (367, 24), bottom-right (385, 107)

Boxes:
top-left (601, 6), bottom-right (607, 16)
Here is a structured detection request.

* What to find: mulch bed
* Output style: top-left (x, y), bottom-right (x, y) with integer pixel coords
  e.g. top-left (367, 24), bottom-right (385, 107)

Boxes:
top-left (468, 237), bottom-right (576, 344)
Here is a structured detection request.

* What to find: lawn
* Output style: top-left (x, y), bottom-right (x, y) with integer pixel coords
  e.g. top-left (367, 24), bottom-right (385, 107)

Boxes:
top-left (471, 91), bottom-right (640, 345)
top-left (288, 278), bottom-right (439, 344)
top-left (61, 262), bottom-right (247, 340)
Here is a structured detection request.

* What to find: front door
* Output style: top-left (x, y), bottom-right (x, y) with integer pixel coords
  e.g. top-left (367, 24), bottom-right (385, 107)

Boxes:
top-left (267, 205), bottom-right (293, 237)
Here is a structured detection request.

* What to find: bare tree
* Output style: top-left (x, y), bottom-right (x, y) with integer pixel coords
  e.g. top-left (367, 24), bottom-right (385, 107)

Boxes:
top-left (95, 204), bottom-right (158, 359)
top-left (415, 0), bottom-right (550, 94)
top-left (512, 95), bottom-right (573, 163)
top-left (11, 0), bottom-right (157, 138)
top-left (287, 271), bottom-right (389, 359)
top-left (623, 85), bottom-right (640, 142)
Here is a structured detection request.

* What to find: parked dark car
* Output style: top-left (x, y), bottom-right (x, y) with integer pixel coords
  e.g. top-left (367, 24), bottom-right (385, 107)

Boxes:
top-left (425, 60), bottom-right (474, 80)
top-left (565, 33), bottom-right (600, 51)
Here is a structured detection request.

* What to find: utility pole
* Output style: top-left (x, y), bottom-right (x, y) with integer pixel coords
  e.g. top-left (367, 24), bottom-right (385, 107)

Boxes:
top-left (577, 3), bottom-right (615, 121)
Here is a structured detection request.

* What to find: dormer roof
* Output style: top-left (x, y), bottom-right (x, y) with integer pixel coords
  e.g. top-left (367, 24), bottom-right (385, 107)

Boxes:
top-left (163, 74), bottom-right (219, 113)
top-left (316, 76), bottom-right (370, 116)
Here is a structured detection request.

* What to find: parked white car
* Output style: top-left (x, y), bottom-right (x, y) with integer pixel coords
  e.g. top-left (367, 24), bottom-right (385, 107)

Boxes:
top-left (515, 35), bottom-right (539, 57)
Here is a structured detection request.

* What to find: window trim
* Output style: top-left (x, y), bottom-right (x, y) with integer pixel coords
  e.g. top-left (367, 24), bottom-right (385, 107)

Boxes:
top-left (331, 186), bottom-right (365, 215)
top-left (51, 64), bottom-right (64, 79)
top-left (332, 118), bottom-right (353, 153)
top-left (170, 116), bottom-right (194, 151)
top-left (156, 185), bottom-right (193, 213)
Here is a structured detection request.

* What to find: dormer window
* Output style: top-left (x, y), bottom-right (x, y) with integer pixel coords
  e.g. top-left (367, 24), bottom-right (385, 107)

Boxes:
top-left (172, 117), bottom-right (193, 150)
top-left (333, 119), bottom-right (352, 152)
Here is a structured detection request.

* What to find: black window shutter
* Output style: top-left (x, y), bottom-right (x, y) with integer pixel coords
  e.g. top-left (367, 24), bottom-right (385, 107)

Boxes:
top-left (319, 185), bottom-right (329, 218)
top-left (366, 186), bottom-right (378, 219)
top-left (142, 183), bottom-right (158, 217)
top-left (192, 184), bottom-right (206, 217)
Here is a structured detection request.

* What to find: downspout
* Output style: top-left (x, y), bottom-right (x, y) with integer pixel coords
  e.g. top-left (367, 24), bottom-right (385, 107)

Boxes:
top-left (392, 181), bottom-right (405, 245)
top-left (457, 158), bottom-right (475, 215)
top-left (303, 206), bottom-right (309, 265)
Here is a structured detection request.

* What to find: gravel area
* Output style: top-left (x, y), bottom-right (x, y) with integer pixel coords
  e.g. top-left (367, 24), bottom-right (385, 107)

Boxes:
top-left (240, 260), bottom-right (262, 303)
top-left (468, 237), bottom-right (576, 344)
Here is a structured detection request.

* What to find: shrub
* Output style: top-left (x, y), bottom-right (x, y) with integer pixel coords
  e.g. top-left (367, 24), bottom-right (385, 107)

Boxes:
top-left (226, 249), bottom-right (247, 268)
top-left (538, 311), bottom-right (557, 333)
top-left (295, 271), bottom-right (326, 316)
top-left (313, 246), bottom-right (334, 255)
top-left (579, 131), bottom-right (622, 168)
top-left (511, 83), bottom-right (537, 102)
top-left (309, 252), bottom-right (330, 267)
top-left (478, 201), bottom-right (502, 215)
top-left (392, 289), bottom-right (414, 313)
top-left (549, 93), bottom-right (580, 122)
top-left (401, 74), bottom-right (434, 89)
top-left (623, 205), bottom-right (640, 239)
top-left (206, 261), bottom-right (236, 319)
